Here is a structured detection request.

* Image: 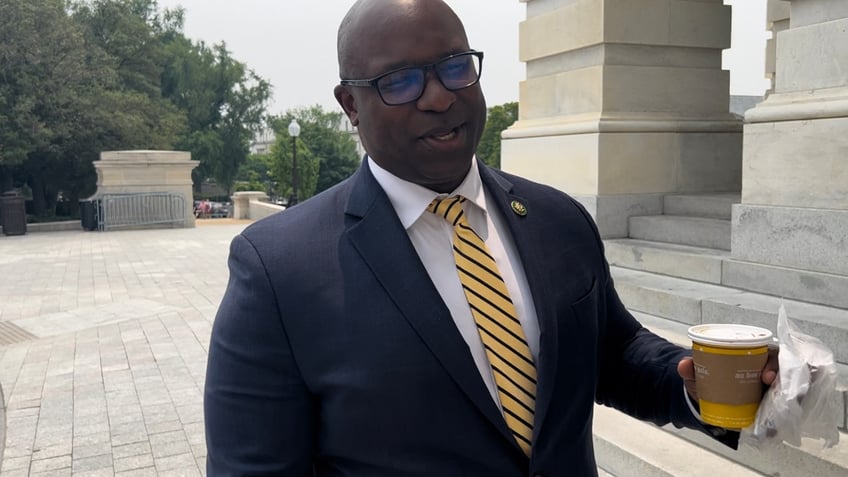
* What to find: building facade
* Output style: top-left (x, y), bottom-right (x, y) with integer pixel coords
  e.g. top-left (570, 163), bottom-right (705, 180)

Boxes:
top-left (502, 1), bottom-right (847, 475)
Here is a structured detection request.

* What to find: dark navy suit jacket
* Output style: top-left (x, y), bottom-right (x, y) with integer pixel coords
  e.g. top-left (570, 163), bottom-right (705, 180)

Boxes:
top-left (204, 161), bottom-right (711, 476)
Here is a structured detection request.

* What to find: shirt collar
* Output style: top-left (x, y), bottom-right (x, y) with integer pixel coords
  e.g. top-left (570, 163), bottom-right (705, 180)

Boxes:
top-left (368, 155), bottom-right (487, 230)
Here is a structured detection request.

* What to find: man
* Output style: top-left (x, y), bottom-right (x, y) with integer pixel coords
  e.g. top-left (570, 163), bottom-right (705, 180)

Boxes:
top-left (204, 0), bottom-right (776, 475)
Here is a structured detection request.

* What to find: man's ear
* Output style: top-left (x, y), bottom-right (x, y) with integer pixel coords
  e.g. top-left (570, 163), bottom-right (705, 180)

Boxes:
top-left (334, 85), bottom-right (359, 126)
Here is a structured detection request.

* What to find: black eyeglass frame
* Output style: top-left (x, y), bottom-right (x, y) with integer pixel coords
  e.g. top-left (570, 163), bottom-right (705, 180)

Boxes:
top-left (339, 50), bottom-right (484, 106)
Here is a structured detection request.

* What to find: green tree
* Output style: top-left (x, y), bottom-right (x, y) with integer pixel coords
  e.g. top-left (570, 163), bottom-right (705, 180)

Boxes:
top-left (477, 101), bottom-right (518, 169)
top-left (268, 105), bottom-right (360, 203)
top-left (269, 134), bottom-right (319, 204)
top-left (62, 0), bottom-right (186, 213)
top-left (72, 0), bottom-right (173, 96)
top-left (71, 0), bottom-right (187, 149)
top-left (0, 0), bottom-right (188, 213)
top-left (0, 0), bottom-right (92, 194)
top-left (161, 38), bottom-right (271, 195)
top-left (0, 0), bottom-right (269, 215)
top-left (235, 152), bottom-right (274, 193)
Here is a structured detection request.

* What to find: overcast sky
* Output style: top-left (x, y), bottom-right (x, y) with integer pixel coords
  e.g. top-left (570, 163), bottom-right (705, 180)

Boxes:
top-left (156, 0), bottom-right (771, 116)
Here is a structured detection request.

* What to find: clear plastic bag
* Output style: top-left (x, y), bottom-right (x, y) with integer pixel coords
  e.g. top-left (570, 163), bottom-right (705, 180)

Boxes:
top-left (742, 304), bottom-right (841, 450)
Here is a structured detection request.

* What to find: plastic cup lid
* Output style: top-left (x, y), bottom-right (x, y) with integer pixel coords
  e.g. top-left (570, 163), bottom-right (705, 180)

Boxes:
top-left (687, 323), bottom-right (774, 348)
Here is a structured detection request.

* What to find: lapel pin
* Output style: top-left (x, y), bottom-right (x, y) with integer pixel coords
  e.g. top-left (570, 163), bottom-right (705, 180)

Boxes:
top-left (510, 200), bottom-right (527, 216)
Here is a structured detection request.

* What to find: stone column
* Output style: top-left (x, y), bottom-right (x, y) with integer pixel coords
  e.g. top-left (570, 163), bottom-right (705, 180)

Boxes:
top-left (733, 1), bottom-right (848, 277)
top-left (94, 150), bottom-right (200, 227)
top-left (764, 0), bottom-right (791, 94)
top-left (501, 0), bottom-right (741, 237)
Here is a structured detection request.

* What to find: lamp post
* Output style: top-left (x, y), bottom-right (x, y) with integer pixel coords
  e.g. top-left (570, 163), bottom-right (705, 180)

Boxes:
top-left (288, 119), bottom-right (301, 207)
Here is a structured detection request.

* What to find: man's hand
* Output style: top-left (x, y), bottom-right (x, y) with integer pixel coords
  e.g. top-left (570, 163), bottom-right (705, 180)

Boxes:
top-left (677, 348), bottom-right (779, 402)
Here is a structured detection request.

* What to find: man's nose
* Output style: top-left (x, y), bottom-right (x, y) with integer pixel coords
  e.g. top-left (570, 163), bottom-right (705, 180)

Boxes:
top-left (416, 70), bottom-right (456, 112)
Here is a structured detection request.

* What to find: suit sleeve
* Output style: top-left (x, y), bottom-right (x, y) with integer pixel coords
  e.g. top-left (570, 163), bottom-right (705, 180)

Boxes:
top-left (569, 201), bottom-right (740, 448)
top-left (204, 234), bottom-right (315, 475)
top-left (594, 275), bottom-right (698, 427)
top-left (595, 279), bottom-right (740, 448)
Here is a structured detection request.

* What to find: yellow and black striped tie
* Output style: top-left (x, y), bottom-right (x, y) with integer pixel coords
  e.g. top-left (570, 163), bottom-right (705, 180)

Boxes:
top-left (428, 195), bottom-right (536, 456)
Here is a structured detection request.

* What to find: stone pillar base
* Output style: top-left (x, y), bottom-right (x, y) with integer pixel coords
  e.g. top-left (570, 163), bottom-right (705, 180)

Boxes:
top-left (743, 91), bottom-right (848, 210)
top-left (502, 122), bottom-right (742, 237)
top-left (571, 193), bottom-right (663, 238)
top-left (731, 204), bottom-right (848, 276)
top-left (94, 150), bottom-right (199, 228)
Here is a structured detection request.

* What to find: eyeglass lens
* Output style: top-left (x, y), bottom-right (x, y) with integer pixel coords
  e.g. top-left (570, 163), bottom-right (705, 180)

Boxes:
top-left (377, 53), bottom-right (481, 105)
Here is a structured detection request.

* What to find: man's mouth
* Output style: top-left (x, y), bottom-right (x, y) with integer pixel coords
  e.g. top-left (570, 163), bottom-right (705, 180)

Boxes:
top-left (431, 129), bottom-right (457, 141)
top-left (422, 125), bottom-right (462, 142)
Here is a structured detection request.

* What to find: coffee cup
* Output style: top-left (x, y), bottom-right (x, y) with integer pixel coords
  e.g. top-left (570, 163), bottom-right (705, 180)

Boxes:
top-left (687, 323), bottom-right (774, 429)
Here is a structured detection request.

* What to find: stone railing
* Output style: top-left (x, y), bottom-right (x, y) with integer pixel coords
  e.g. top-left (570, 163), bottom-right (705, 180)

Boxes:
top-left (231, 191), bottom-right (284, 221)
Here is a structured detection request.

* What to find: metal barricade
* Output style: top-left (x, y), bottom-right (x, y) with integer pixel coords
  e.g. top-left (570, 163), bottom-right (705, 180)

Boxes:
top-left (95, 192), bottom-right (186, 231)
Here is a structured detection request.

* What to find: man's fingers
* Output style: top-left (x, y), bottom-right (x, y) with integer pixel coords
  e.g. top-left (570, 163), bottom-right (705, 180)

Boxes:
top-left (677, 357), bottom-right (695, 380)
top-left (762, 347), bottom-right (779, 385)
top-left (678, 357), bottom-right (698, 402)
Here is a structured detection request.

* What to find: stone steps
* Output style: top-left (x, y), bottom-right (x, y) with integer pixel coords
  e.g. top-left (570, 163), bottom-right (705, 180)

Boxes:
top-left (594, 192), bottom-right (848, 476)
top-left (629, 215), bottom-right (731, 250)
top-left (608, 312), bottom-right (848, 477)
top-left (593, 311), bottom-right (848, 477)
top-left (605, 238), bottom-right (848, 310)
top-left (721, 258), bottom-right (848, 311)
top-left (593, 404), bottom-right (764, 477)
top-left (595, 394), bottom-right (848, 477)
top-left (663, 192), bottom-right (740, 220)
top-left (634, 310), bottom-right (848, 389)
top-left (661, 427), bottom-right (848, 477)
top-left (605, 239), bottom-right (728, 284)
top-left (625, 192), bottom-right (738, 253)
top-left (612, 266), bottom-right (848, 365)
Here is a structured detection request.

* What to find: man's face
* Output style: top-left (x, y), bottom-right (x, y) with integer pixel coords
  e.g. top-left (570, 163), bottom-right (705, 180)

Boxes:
top-left (335, 2), bottom-right (487, 193)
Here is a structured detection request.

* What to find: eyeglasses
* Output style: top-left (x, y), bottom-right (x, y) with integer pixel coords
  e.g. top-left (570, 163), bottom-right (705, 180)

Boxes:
top-left (340, 51), bottom-right (484, 106)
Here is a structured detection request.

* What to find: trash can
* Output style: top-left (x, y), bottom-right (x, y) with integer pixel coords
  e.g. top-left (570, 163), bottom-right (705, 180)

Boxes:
top-left (0, 191), bottom-right (26, 236)
top-left (79, 198), bottom-right (99, 231)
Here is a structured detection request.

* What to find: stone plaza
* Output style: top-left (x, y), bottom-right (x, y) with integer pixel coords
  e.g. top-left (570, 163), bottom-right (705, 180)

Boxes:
top-left (0, 222), bottom-right (250, 476)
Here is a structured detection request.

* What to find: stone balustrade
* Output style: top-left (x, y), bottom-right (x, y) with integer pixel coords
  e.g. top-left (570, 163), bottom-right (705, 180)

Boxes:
top-left (231, 191), bottom-right (284, 221)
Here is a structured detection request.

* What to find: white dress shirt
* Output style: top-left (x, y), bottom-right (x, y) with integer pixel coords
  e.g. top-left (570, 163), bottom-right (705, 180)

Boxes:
top-left (368, 156), bottom-right (540, 409)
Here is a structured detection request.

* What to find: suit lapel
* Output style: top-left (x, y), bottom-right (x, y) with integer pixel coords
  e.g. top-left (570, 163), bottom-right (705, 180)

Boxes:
top-left (479, 164), bottom-right (560, 443)
top-left (343, 162), bottom-right (517, 447)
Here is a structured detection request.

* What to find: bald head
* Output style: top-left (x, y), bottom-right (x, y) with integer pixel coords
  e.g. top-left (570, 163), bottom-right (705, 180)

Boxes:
top-left (332, 0), bottom-right (486, 192)
top-left (337, 0), bottom-right (467, 79)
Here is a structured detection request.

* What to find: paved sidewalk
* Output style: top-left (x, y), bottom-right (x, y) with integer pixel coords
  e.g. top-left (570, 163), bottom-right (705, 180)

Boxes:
top-left (0, 222), bottom-right (250, 476)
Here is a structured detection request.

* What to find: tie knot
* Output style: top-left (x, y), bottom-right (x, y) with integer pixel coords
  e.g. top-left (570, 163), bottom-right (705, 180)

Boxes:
top-left (428, 196), bottom-right (467, 227)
